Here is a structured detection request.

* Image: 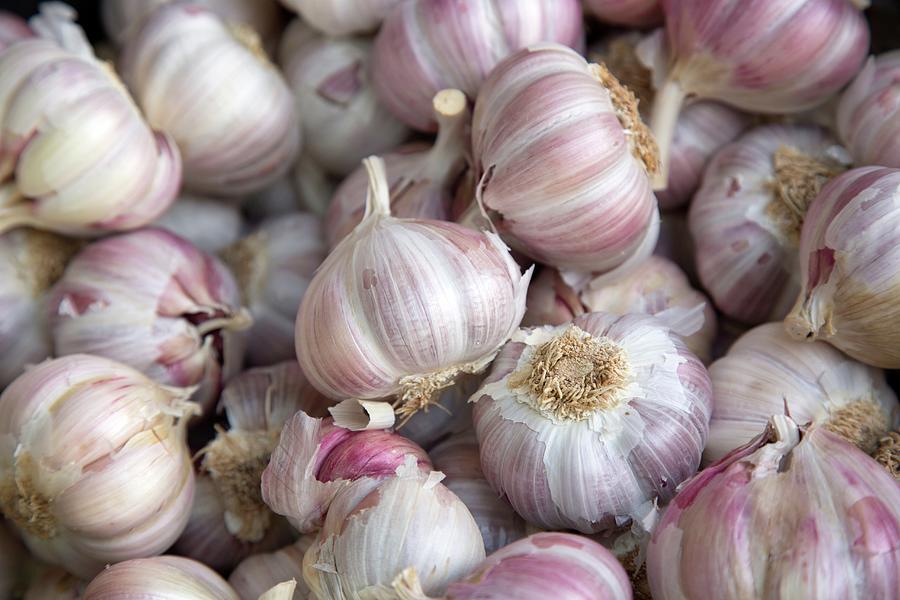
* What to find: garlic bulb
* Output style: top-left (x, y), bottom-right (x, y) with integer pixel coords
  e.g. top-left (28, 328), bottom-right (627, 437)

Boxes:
top-left (838, 51), bottom-right (900, 169)
top-left (24, 566), bottom-right (85, 600)
top-left (689, 124), bottom-right (850, 324)
top-left (0, 355), bottom-right (198, 579)
top-left (372, 0), bottom-right (584, 131)
top-left (281, 0), bottom-right (400, 36)
top-left (230, 540), bottom-right (313, 600)
top-left (472, 311), bottom-right (712, 533)
top-left (222, 212), bottom-right (325, 366)
top-left (785, 166), bottom-right (900, 368)
top-left (649, 0), bottom-right (868, 185)
top-left (585, 0), bottom-right (661, 26)
top-left (0, 229), bottom-right (80, 387)
top-left (120, 3), bottom-right (300, 196)
top-left (0, 4), bottom-right (180, 237)
top-left (0, 11), bottom-right (32, 49)
top-left (279, 20), bottom-right (408, 177)
top-left (400, 374), bottom-right (479, 451)
top-left (706, 323), bottom-right (899, 465)
top-left (49, 228), bottom-right (250, 414)
top-left (647, 415), bottom-right (900, 599)
top-left (296, 157), bottom-right (531, 420)
top-left (0, 524), bottom-right (24, 598)
top-left (83, 556), bottom-right (238, 600)
top-left (153, 196), bottom-right (245, 254)
top-left (473, 43), bottom-right (659, 274)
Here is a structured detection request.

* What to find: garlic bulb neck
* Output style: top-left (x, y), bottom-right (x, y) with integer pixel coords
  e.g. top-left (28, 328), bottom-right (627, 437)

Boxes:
top-left (396, 361), bottom-right (484, 425)
top-left (16, 230), bottom-right (81, 295)
top-left (873, 430), bottom-right (899, 479)
top-left (422, 89), bottom-right (469, 186)
top-left (362, 156), bottom-right (393, 221)
top-left (226, 22), bottom-right (268, 64)
top-left (0, 451), bottom-right (56, 538)
top-left (822, 400), bottom-right (892, 455)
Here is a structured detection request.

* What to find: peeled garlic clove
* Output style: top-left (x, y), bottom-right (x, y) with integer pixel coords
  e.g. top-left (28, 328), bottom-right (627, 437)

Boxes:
top-left (372, 0), bottom-right (584, 132)
top-left (400, 373), bottom-right (480, 451)
top-left (153, 195), bottom-right (245, 255)
top-left (0, 355), bottom-right (198, 579)
top-left (838, 51), bottom-right (900, 170)
top-left (0, 11), bottom-right (32, 49)
top-left (230, 540), bottom-right (313, 600)
top-left (585, 0), bottom-right (661, 26)
top-left (689, 124), bottom-right (850, 325)
top-left (48, 228), bottom-right (250, 415)
top-left (281, 0), bottom-right (400, 36)
top-left (120, 3), bottom-right (300, 197)
top-left (23, 565), bottom-right (86, 600)
top-left (648, 415), bottom-right (900, 599)
top-left (522, 267), bottom-right (586, 328)
top-left (83, 556), bottom-right (239, 599)
top-left (473, 311), bottom-right (712, 533)
top-left (221, 212), bottom-right (325, 366)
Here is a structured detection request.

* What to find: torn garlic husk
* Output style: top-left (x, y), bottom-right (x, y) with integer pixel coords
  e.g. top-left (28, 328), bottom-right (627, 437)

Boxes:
top-left (82, 556), bottom-right (239, 600)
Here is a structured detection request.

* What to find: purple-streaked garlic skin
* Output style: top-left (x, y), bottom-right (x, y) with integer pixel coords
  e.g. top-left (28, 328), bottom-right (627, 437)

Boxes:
top-left (153, 196), bottom-right (245, 255)
top-left (120, 3), bottom-right (300, 197)
top-left (838, 51), bottom-right (900, 170)
top-left (372, 0), bottom-right (584, 132)
top-left (785, 166), bottom-right (900, 368)
top-left (473, 43), bottom-right (659, 274)
top-left (0, 11), bottom-right (32, 50)
top-left (689, 124), bottom-right (850, 325)
top-left (585, 0), bottom-right (661, 27)
top-left (281, 0), bottom-right (401, 36)
top-left (400, 374), bottom-right (479, 450)
top-left (83, 556), bottom-right (239, 600)
top-left (229, 539), bottom-right (312, 600)
top-left (48, 228), bottom-right (248, 415)
top-left (706, 322), bottom-right (899, 464)
top-left (648, 416), bottom-right (900, 600)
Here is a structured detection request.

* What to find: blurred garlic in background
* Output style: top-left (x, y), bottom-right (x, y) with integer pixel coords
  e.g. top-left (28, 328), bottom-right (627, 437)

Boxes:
top-left (280, 0), bottom-right (401, 36)
top-left (838, 50), bottom-right (900, 169)
top-left (0, 10), bottom-right (33, 49)
top-left (153, 196), bottom-right (245, 255)
top-left (0, 524), bottom-right (25, 598)
top-left (229, 540), bottom-right (312, 600)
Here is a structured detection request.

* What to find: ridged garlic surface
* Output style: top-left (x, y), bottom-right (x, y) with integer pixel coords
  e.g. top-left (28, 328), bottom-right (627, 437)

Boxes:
top-left (281, 0), bottom-right (401, 36)
top-left (153, 196), bottom-right (244, 255)
top-left (838, 51), bottom-right (900, 169)
top-left (83, 556), bottom-right (238, 600)
top-left (230, 540), bottom-right (313, 600)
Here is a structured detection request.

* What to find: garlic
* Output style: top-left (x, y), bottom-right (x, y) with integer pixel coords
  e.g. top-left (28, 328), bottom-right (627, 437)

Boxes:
top-left (521, 267), bottom-right (586, 328)
top-left (0, 4), bottom-right (181, 237)
top-left (83, 556), bottom-right (239, 600)
top-left (472, 311), bottom-right (712, 533)
top-left (153, 196), bottom-right (245, 255)
top-left (23, 565), bottom-right (85, 600)
top-left (874, 430), bottom-right (899, 479)
top-left (838, 51), bottom-right (900, 169)
top-left (243, 176), bottom-right (305, 224)
top-left (689, 124), bottom-right (850, 324)
top-left (785, 166), bottom-right (900, 368)
top-left (279, 20), bottom-right (409, 177)
top-left (372, 0), bottom-right (584, 131)
top-left (706, 322), bottom-right (899, 464)
top-left (653, 211), bottom-right (696, 281)
top-left (281, 0), bottom-right (401, 36)
top-left (48, 228), bottom-right (250, 415)
top-left (584, 0), bottom-right (661, 26)
top-left (296, 157), bottom-right (531, 420)
top-left (0, 524), bottom-right (25, 598)
top-left (221, 212), bottom-right (325, 366)
top-left (325, 89), bottom-right (467, 248)
top-left (400, 374), bottom-right (480, 451)
top-left (649, 0), bottom-right (868, 186)
top-left (120, 3), bottom-right (300, 196)
top-left (0, 11), bottom-right (32, 49)
top-left (292, 155), bottom-right (336, 217)
top-left (473, 43), bottom-right (660, 274)
top-left (0, 355), bottom-right (198, 579)
top-left (0, 229), bottom-right (80, 387)
top-left (647, 415), bottom-right (900, 599)
top-left (230, 540), bottom-right (313, 600)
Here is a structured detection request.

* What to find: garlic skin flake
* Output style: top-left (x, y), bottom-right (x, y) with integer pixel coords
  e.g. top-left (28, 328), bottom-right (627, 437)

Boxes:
top-left (83, 556), bottom-right (239, 600)
top-left (473, 311), bottom-right (712, 533)
top-left (0, 355), bottom-right (198, 579)
top-left (230, 540), bottom-right (313, 600)
top-left (281, 0), bottom-right (401, 36)
top-left (838, 51), bottom-right (900, 170)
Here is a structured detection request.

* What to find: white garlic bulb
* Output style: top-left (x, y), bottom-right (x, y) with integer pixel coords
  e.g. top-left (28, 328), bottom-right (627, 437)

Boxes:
top-left (0, 355), bottom-right (198, 579)
top-left (120, 3), bottom-right (300, 196)
top-left (153, 196), bottom-right (245, 255)
top-left (281, 0), bottom-right (401, 36)
top-left (83, 556), bottom-right (239, 599)
top-left (230, 540), bottom-right (313, 600)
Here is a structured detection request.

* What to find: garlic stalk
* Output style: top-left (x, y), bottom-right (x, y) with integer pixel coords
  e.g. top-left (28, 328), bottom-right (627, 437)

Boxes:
top-left (296, 157), bottom-right (531, 421)
top-left (281, 0), bottom-right (401, 36)
top-left (153, 196), bottom-right (245, 255)
top-left (0, 355), bottom-right (198, 579)
top-left (400, 374), bottom-right (480, 451)
top-left (83, 556), bottom-right (239, 600)
top-left (584, 0), bottom-right (660, 26)
top-left (0, 11), bottom-right (32, 49)
top-left (230, 540), bottom-right (313, 600)
top-left (838, 50), bottom-right (900, 169)
top-left (23, 565), bottom-right (85, 600)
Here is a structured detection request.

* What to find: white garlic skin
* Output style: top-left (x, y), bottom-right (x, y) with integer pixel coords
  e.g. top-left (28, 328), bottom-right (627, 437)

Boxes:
top-left (281, 0), bottom-right (401, 36)
top-left (230, 540), bottom-right (312, 600)
top-left (584, 0), bottom-right (661, 26)
top-left (153, 196), bottom-right (245, 254)
top-left (838, 51), bottom-right (900, 170)
top-left (0, 11), bottom-right (32, 50)
top-left (83, 556), bottom-right (239, 600)
top-left (120, 3), bottom-right (300, 196)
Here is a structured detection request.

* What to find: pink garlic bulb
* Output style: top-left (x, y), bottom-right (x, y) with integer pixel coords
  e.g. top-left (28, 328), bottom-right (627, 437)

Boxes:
top-left (222, 212), bottom-right (325, 366)
top-left (279, 20), bottom-right (408, 176)
top-left (0, 5), bottom-right (180, 237)
top-left (650, 0), bottom-right (868, 186)
top-left (786, 166), bottom-right (900, 368)
top-left (400, 374), bottom-right (479, 451)
top-left (372, 0), bottom-right (584, 131)
top-left (281, 0), bottom-right (401, 36)
top-left (83, 556), bottom-right (238, 600)
top-left (153, 196), bottom-right (245, 255)
top-left (229, 540), bottom-right (313, 600)
top-left (647, 415), bottom-right (900, 599)
top-left (473, 311), bottom-right (712, 533)
top-left (24, 565), bottom-right (86, 600)
top-left (0, 355), bottom-right (198, 579)
top-left (585, 0), bottom-right (661, 26)
top-left (0, 11), bottom-right (32, 49)
top-left (838, 51), bottom-right (900, 169)
top-left (120, 3), bottom-right (300, 196)
top-left (48, 228), bottom-right (250, 414)
top-left (706, 323), bottom-right (899, 464)
top-left (473, 43), bottom-right (659, 274)
top-left (689, 124), bottom-right (851, 324)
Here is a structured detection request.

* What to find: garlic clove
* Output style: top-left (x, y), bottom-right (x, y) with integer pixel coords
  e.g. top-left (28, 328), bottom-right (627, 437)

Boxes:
top-left (230, 540), bottom-right (313, 600)
top-left (837, 52), bottom-right (900, 170)
top-left (281, 0), bottom-right (401, 36)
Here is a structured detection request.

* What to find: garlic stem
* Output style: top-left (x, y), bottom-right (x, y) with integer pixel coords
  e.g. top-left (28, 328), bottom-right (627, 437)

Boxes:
top-left (329, 399), bottom-right (396, 431)
top-left (361, 156), bottom-right (392, 221)
top-left (423, 89), bottom-right (469, 186)
top-left (195, 307), bottom-right (253, 336)
top-left (649, 78), bottom-right (687, 189)
top-left (29, 3), bottom-right (95, 60)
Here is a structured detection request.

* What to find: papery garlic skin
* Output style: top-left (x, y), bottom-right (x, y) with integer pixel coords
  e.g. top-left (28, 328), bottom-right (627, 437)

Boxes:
top-left (153, 196), bottom-right (245, 254)
top-left (49, 228), bottom-right (249, 414)
top-left (786, 166), bottom-right (900, 368)
top-left (120, 3), bottom-right (300, 196)
top-left (706, 323), bottom-right (899, 464)
top-left (648, 416), bottom-right (900, 599)
top-left (473, 44), bottom-right (659, 274)
top-left (230, 540), bottom-right (313, 600)
top-left (473, 312), bottom-right (712, 533)
top-left (83, 556), bottom-right (238, 600)
top-left (0, 11), bottom-right (32, 50)
top-left (281, 0), bottom-right (400, 36)
top-left (585, 0), bottom-right (660, 26)
top-left (689, 124), bottom-right (850, 325)
top-left (24, 565), bottom-right (85, 600)
top-left (0, 355), bottom-right (197, 579)
top-left (372, 0), bottom-right (584, 131)
top-left (838, 51), bottom-right (900, 170)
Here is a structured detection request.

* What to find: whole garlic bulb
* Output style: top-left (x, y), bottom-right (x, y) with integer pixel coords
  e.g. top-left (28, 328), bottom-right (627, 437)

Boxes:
top-left (838, 51), bottom-right (900, 169)
top-left (48, 228), bottom-right (250, 414)
top-left (83, 556), bottom-right (238, 600)
top-left (296, 157), bottom-right (531, 420)
top-left (279, 20), bottom-right (408, 177)
top-left (230, 540), bottom-right (313, 600)
top-left (372, 0), bottom-right (584, 131)
top-left (120, 3), bottom-right (300, 196)
top-left (153, 196), bottom-right (245, 255)
top-left (473, 43), bottom-right (659, 274)
top-left (0, 4), bottom-right (180, 237)
top-left (689, 124), bottom-right (850, 324)
top-left (221, 212), bottom-right (325, 366)
top-left (0, 11), bottom-right (32, 49)
top-left (281, 0), bottom-right (400, 36)
top-left (472, 311), bottom-right (712, 533)
top-left (706, 323), bottom-right (899, 464)
top-left (786, 166), bottom-right (900, 368)
top-left (0, 355), bottom-right (198, 579)
top-left (647, 415), bottom-right (900, 599)
top-left (24, 565), bottom-right (86, 600)
top-left (585, 0), bottom-right (661, 26)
